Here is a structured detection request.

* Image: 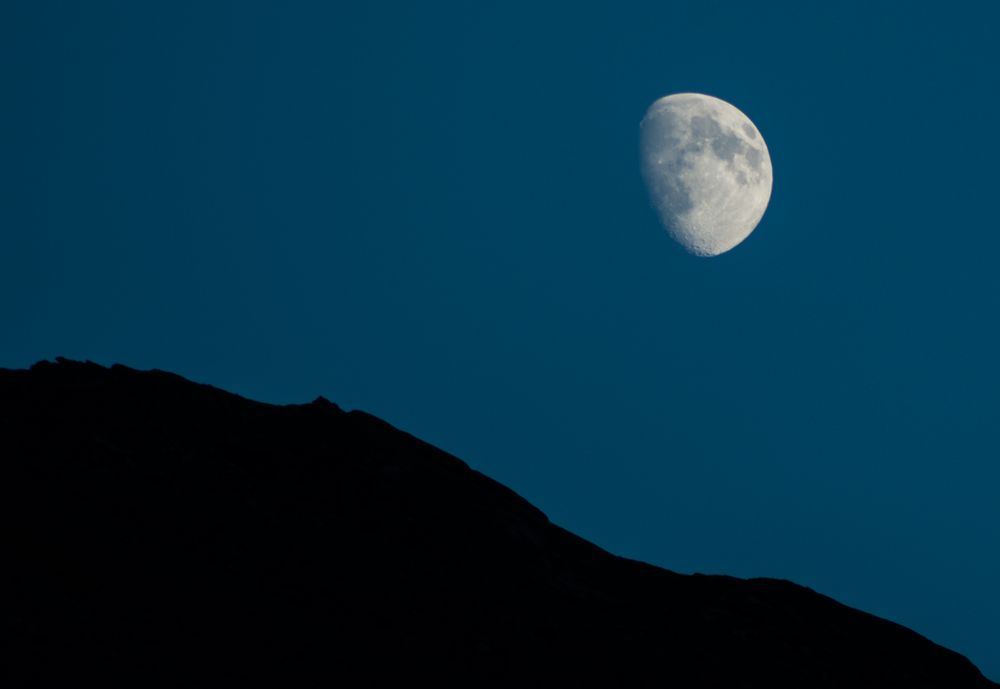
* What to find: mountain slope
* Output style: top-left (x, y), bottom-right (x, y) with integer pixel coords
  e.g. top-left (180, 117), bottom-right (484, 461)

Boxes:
top-left (0, 359), bottom-right (994, 687)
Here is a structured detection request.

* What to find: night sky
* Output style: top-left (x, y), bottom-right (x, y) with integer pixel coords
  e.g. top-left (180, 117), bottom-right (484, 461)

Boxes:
top-left (2, 1), bottom-right (997, 678)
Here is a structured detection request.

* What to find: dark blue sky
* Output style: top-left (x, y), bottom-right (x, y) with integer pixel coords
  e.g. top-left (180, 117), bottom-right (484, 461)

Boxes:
top-left (3, 1), bottom-right (997, 677)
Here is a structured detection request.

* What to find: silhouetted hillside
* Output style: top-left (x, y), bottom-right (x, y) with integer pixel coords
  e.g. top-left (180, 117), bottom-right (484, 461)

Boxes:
top-left (0, 359), bottom-right (994, 687)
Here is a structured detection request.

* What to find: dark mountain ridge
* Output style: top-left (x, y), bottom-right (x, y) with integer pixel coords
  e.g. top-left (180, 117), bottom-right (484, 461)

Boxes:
top-left (1, 358), bottom-right (994, 687)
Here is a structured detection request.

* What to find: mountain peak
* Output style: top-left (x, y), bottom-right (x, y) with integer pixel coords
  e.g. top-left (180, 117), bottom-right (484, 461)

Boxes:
top-left (0, 359), bottom-right (994, 687)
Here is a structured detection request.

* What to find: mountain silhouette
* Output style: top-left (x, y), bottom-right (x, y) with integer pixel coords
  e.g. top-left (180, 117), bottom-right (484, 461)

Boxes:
top-left (1, 358), bottom-right (994, 687)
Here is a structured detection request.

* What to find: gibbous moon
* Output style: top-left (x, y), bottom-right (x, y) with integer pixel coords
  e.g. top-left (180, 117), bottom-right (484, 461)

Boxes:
top-left (640, 93), bottom-right (772, 257)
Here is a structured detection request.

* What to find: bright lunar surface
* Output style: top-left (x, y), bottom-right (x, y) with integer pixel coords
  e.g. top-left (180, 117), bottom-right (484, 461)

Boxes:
top-left (640, 93), bottom-right (773, 257)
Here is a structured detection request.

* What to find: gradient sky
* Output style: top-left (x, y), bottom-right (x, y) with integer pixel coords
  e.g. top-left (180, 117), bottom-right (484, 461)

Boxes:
top-left (2, 1), bottom-right (997, 678)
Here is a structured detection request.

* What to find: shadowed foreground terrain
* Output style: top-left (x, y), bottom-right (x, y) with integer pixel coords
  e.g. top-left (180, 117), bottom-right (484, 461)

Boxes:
top-left (0, 359), bottom-right (994, 687)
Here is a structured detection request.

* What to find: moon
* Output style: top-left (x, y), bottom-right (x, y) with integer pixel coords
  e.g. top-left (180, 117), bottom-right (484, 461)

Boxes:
top-left (640, 93), bottom-right (772, 257)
